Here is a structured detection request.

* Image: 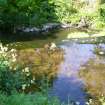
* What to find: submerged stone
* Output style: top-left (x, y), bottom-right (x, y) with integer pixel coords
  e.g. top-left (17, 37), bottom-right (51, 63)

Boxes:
top-left (99, 51), bottom-right (105, 55)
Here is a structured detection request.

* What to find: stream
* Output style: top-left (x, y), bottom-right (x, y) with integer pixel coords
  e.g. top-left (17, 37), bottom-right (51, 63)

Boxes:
top-left (3, 29), bottom-right (105, 105)
top-left (49, 43), bottom-right (95, 105)
top-left (49, 42), bottom-right (105, 105)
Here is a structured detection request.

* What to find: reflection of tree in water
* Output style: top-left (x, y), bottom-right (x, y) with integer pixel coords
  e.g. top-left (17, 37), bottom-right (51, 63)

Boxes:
top-left (15, 48), bottom-right (64, 93)
top-left (79, 56), bottom-right (105, 104)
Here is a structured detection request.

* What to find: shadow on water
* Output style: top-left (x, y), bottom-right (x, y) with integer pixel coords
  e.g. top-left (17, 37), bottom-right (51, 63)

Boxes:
top-left (1, 28), bottom-right (97, 50)
top-left (0, 28), bottom-right (81, 49)
top-left (0, 30), bottom-right (59, 44)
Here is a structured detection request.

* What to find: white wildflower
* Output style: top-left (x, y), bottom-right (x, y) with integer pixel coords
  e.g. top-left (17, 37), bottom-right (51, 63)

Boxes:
top-left (22, 84), bottom-right (26, 90)
top-left (13, 67), bottom-right (17, 71)
top-left (12, 57), bottom-right (16, 62)
top-left (85, 102), bottom-right (90, 105)
top-left (0, 51), bottom-right (3, 54)
top-left (3, 61), bottom-right (9, 65)
top-left (89, 99), bottom-right (92, 104)
top-left (10, 49), bottom-right (16, 52)
top-left (27, 84), bottom-right (30, 87)
top-left (3, 47), bottom-right (8, 52)
top-left (31, 80), bottom-right (34, 84)
top-left (33, 77), bottom-right (35, 80)
top-left (11, 53), bottom-right (17, 62)
top-left (26, 73), bottom-right (30, 76)
top-left (24, 67), bottom-right (29, 72)
top-left (22, 69), bottom-right (25, 72)
top-left (2, 53), bottom-right (7, 57)
top-left (9, 66), bottom-right (12, 69)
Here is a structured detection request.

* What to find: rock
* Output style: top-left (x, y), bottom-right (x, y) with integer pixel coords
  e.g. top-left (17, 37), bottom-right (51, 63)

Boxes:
top-left (23, 27), bottom-right (40, 33)
top-left (62, 39), bottom-right (69, 42)
top-left (77, 18), bottom-right (89, 28)
top-left (16, 22), bottom-right (76, 34)
top-left (61, 23), bottom-right (72, 28)
top-left (16, 27), bottom-right (40, 33)
top-left (99, 51), bottom-right (105, 55)
top-left (41, 23), bottom-right (60, 32)
top-left (82, 40), bottom-right (86, 43)
top-left (73, 39), bottom-right (78, 41)
top-left (50, 42), bottom-right (57, 50)
top-left (90, 39), bottom-right (94, 41)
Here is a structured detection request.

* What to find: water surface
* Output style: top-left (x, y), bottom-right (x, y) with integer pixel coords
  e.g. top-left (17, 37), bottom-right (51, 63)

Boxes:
top-left (2, 29), bottom-right (105, 105)
top-left (49, 43), bottom-right (105, 105)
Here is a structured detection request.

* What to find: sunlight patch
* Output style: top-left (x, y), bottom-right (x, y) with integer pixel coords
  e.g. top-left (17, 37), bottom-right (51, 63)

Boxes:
top-left (67, 32), bottom-right (89, 39)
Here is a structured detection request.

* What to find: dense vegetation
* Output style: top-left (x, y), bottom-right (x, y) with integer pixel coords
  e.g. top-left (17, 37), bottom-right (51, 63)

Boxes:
top-left (0, 0), bottom-right (77, 32)
top-left (1, 0), bottom-right (105, 105)
top-left (0, 43), bottom-right (65, 105)
top-left (1, 0), bottom-right (105, 32)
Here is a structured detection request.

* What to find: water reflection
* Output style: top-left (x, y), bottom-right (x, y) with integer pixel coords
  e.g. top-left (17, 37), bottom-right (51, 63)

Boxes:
top-left (79, 55), bottom-right (105, 99)
top-left (13, 42), bottom-right (105, 104)
top-left (49, 43), bottom-right (96, 104)
top-left (14, 48), bottom-right (64, 92)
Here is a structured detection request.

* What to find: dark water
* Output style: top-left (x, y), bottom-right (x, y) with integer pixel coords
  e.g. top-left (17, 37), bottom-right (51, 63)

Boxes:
top-left (2, 28), bottom-right (86, 49)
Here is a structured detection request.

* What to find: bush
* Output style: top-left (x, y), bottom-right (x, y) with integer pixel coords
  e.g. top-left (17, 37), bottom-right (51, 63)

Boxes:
top-left (0, 0), bottom-right (78, 32)
top-left (99, 3), bottom-right (105, 22)
top-left (0, 44), bottom-right (52, 94)
top-left (54, 0), bottom-right (78, 23)
top-left (0, 0), bottom-right (57, 32)
top-left (0, 44), bottom-right (29, 94)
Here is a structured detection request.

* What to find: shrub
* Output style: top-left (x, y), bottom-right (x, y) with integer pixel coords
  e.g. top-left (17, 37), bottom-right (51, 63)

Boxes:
top-left (99, 3), bottom-right (105, 22)
top-left (0, 0), bottom-right (78, 32)
top-left (0, 44), bottom-right (50, 94)
top-left (54, 0), bottom-right (78, 23)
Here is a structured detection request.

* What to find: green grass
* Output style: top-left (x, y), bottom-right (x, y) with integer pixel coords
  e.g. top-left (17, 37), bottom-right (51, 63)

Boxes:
top-left (0, 92), bottom-right (61, 105)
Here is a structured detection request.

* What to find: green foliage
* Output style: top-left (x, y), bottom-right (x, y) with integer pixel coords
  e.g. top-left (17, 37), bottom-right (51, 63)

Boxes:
top-left (0, 0), bottom-right (78, 32)
top-left (0, 44), bottom-right (66, 105)
top-left (0, 59), bottom-right (51, 95)
top-left (54, 0), bottom-right (78, 23)
top-left (101, 0), bottom-right (105, 4)
top-left (0, 66), bottom-right (31, 94)
top-left (0, 92), bottom-right (61, 105)
top-left (0, 47), bottom-right (30, 94)
top-left (99, 3), bottom-right (105, 21)
top-left (0, 0), bottom-right (105, 31)
top-left (0, 0), bottom-right (57, 31)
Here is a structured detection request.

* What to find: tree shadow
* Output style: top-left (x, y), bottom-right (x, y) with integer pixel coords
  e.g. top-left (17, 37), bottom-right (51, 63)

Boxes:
top-left (0, 29), bottom-right (61, 44)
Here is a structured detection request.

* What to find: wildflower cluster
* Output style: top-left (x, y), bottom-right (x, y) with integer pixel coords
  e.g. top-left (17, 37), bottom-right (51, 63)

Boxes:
top-left (0, 43), bottom-right (17, 68)
top-left (0, 44), bottom-right (35, 93)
